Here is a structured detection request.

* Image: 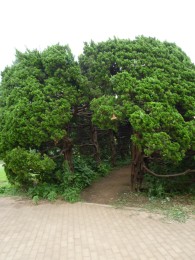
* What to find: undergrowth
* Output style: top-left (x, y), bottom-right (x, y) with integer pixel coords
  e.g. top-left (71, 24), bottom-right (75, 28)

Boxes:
top-left (0, 158), bottom-right (112, 204)
top-left (0, 184), bottom-right (23, 197)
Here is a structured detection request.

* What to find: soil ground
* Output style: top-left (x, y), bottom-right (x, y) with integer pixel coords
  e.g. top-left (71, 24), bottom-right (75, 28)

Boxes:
top-left (81, 165), bottom-right (133, 204)
top-left (81, 165), bottom-right (195, 220)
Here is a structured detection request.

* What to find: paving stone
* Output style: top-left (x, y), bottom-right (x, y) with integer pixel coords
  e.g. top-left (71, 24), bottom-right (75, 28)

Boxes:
top-left (0, 198), bottom-right (195, 260)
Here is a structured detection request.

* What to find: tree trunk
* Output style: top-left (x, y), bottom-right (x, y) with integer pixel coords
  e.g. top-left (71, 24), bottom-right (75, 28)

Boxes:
top-left (109, 130), bottom-right (116, 166)
top-left (91, 125), bottom-right (101, 164)
top-left (63, 137), bottom-right (74, 172)
top-left (130, 144), bottom-right (144, 191)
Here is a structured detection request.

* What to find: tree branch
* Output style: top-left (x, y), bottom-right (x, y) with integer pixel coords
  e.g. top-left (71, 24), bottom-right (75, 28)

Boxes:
top-left (143, 165), bottom-right (195, 178)
top-left (76, 144), bottom-right (95, 147)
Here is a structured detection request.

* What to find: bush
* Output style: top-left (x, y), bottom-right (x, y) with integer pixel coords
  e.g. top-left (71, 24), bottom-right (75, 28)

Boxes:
top-left (0, 186), bottom-right (9, 194)
top-left (144, 174), bottom-right (166, 198)
top-left (63, 187), bottom-right (80, 203)
top-left (47, 191), bottom-right (57, 202)
top-left (32, 195), bottom-right (39, 205)
top-left (4, 148), bottom-right (56, 187)
top-left (1, 153), bottom-right (113, 203)
top-left (27, 183), bottom-right (59, 200)
top-left (144, 159), bottom-right (195, 198)
top-left (0, 184), bottom-right (23, 196)
top-left (72, 157), bottom-right (98, 189)
top-left (97, 162), bottom-right (112, 176)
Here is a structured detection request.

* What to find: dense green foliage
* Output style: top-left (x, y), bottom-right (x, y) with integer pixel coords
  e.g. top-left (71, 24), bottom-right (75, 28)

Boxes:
top-left (0, 45), bottom-right (83, 185)
top-left (0, 37), bottom-right (195, 194)
top-left (80, 36), bottom-right (195, 189)
top-left (81, 37), bottom-right (195, 159)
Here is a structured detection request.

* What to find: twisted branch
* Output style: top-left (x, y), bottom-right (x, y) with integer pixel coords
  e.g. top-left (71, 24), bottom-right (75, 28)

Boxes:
top-left (143, 165), bottom-right (195, 178)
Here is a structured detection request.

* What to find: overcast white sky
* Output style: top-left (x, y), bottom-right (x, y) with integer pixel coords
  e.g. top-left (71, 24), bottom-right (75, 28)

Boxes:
top-left (1, 0), bottom-right (195, 73)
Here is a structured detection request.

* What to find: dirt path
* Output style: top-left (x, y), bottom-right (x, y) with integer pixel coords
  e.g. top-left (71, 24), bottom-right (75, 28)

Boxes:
top-left (81, 165), bottom-right (131, 204)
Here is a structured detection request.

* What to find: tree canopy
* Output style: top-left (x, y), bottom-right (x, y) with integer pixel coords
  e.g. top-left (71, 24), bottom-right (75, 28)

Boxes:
top-left (0, 37), bottom-right (195, 190)
top-left (80, 36), bottom-right (195, 189)
top-left (0, 45), bottom-right (83, 185)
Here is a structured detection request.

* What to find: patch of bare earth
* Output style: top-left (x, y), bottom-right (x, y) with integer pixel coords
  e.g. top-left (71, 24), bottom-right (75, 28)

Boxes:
top-left (81, 165), bottom-right (131, 204)
top-left (81, 165), bottom-right (148, 206)
top-left (81, 165), bottom-right (195, 221)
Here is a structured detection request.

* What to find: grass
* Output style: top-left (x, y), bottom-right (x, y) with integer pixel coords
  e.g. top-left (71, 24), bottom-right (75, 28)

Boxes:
top-left (113, 191), bottom-right (195, 223)
top-left (0, 164), bottom-right (8, 184)
top-left (0, 164), bottom-right (24, 197)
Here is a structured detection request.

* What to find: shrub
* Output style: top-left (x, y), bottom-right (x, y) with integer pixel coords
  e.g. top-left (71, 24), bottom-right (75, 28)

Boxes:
top-left (4, 148), bottom-right (56, 187)
top-left (32, 195), bottom-right (39, 205)
top-left (0, 184), bottom-right (22, 196)
top-left (72, 157), bottom-right (98, 189)
top-left (47, 191), bottom-right (57, 202)
top-left (27, 183), bottom-right (59, 200)
top-left (97, 162), bottom-right (111, 176)
top-left (144, 174), bottom-right (166, 198)
top-left (63, 187), bottom-right (80, 203)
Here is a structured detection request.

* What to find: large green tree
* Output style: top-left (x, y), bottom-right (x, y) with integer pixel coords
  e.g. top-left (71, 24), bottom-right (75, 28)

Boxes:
top-left (0, 45), bottom-right (82, 186)
top-left (80, 36), bottom-right (195, 190)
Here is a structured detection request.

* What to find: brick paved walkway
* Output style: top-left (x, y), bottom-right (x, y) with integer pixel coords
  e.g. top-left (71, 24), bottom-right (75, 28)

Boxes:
top-left (0, 198), bottom-right (195, 260)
